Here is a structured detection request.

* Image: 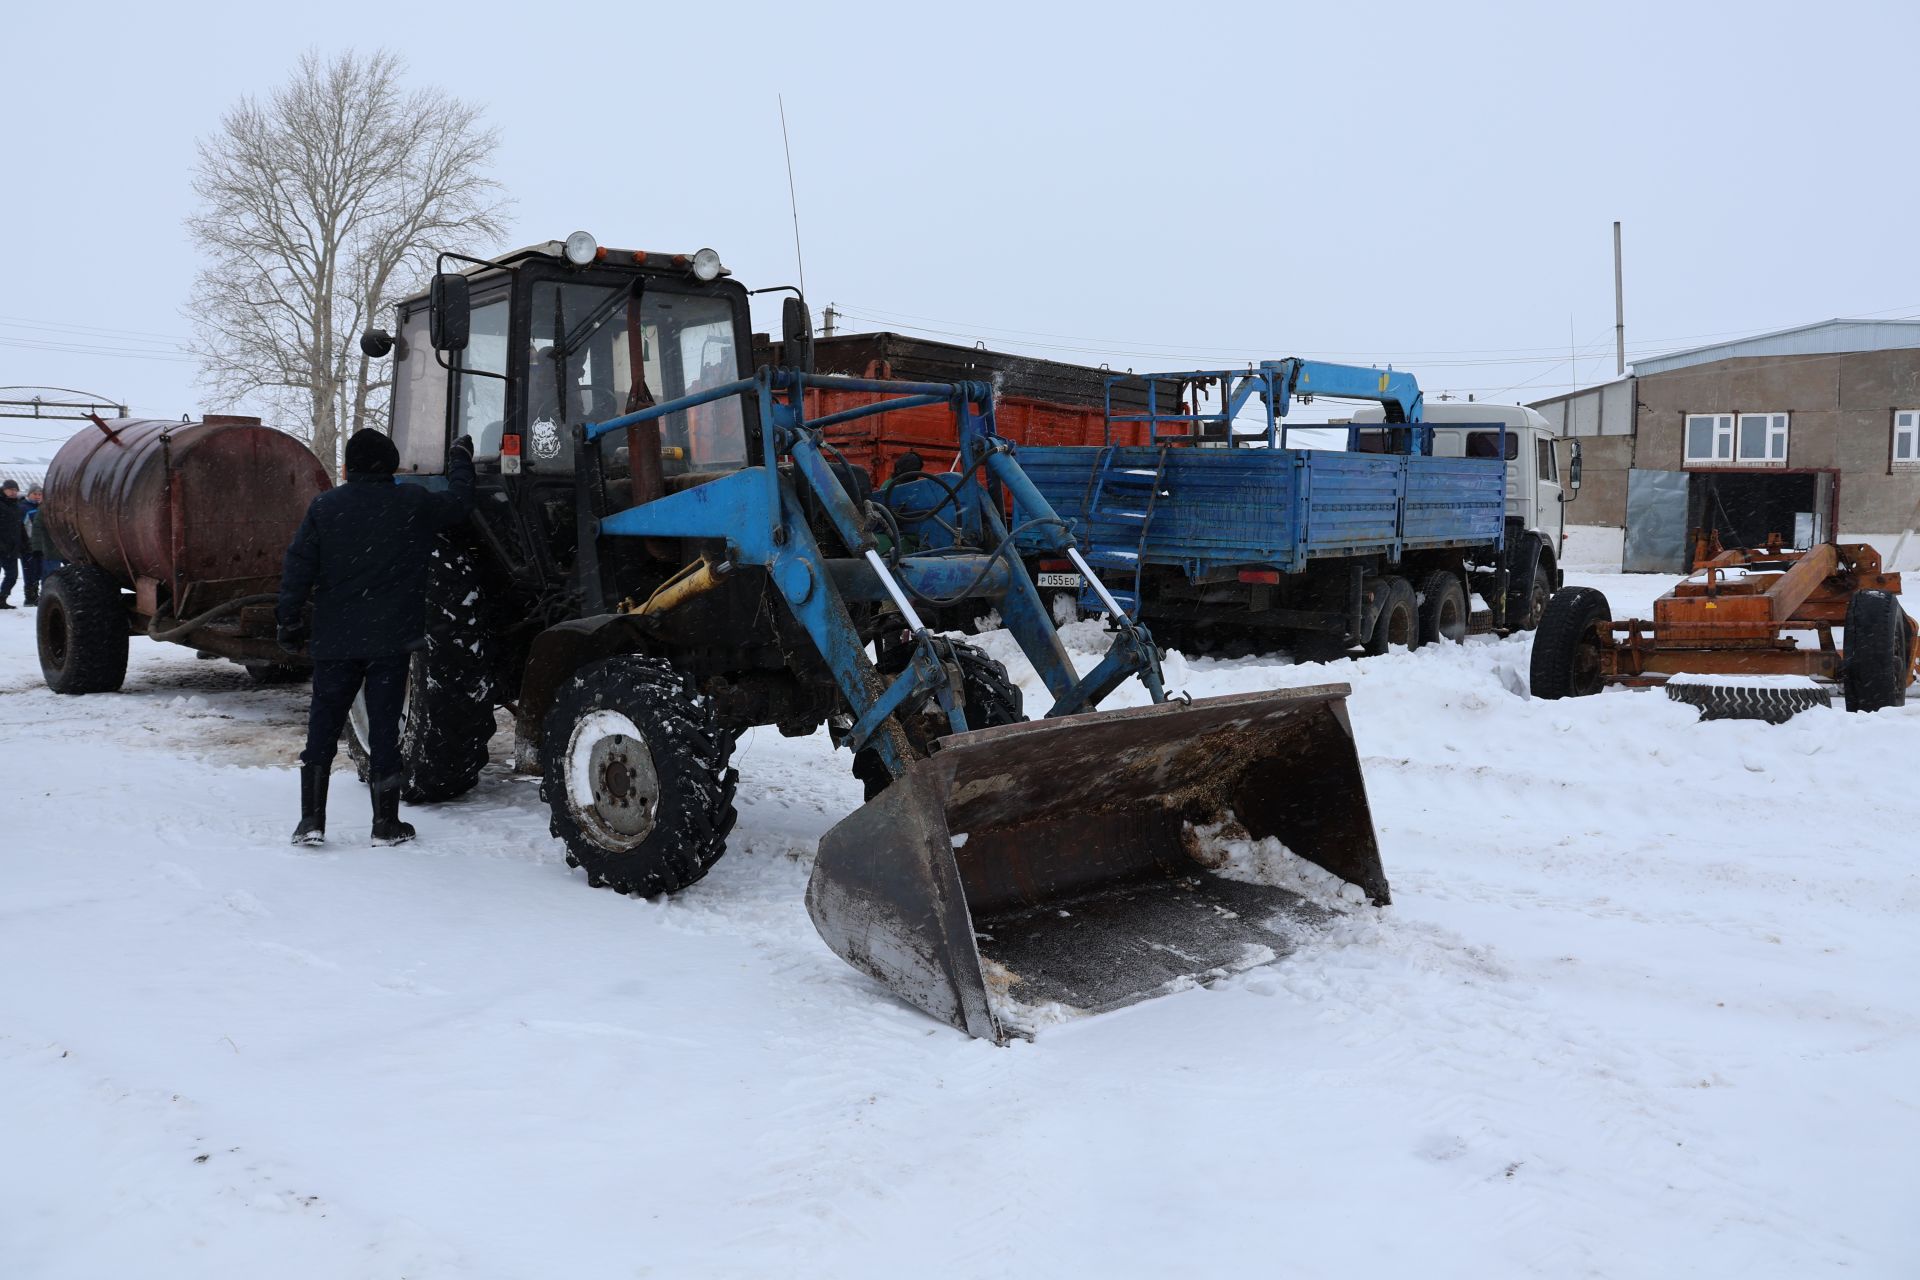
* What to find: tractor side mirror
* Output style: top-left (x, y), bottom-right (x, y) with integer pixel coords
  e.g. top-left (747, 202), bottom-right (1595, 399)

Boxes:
top-left (782, 296), bottom-right (815, 373)
top-left (429, 273), bottom-right (471, 352)
top-left (1568, 439), bottom-right (1583, 491)
top-left (359, 329), bottom-right (394, 359)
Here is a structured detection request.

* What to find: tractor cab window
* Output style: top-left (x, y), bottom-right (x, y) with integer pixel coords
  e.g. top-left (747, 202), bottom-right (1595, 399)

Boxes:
top-left (455, 294), bottom-right (510, 458)
top-left (527, 280), bottom-right (746, 479)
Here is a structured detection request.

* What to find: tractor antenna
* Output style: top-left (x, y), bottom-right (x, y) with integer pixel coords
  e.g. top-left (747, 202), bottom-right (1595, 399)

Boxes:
top-left (778, 95), bottom-right (807, 301)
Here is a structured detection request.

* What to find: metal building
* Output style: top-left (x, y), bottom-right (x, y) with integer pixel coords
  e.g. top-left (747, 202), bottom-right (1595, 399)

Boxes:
top-left (1531, 319), bottom-right (1920, 570)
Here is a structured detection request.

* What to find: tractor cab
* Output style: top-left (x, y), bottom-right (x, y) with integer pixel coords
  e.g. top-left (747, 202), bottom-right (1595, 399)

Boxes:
top-left (376, 234), bottom-right (760, 597)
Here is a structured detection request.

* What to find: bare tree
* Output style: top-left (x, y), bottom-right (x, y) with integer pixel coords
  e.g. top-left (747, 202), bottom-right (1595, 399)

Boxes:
top-left (186, 49), bottom-right (507, 469)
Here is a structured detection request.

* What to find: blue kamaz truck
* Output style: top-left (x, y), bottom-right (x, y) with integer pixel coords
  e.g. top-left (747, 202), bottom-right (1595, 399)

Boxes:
top-left (1013, 359), bottom-right (1577, 656)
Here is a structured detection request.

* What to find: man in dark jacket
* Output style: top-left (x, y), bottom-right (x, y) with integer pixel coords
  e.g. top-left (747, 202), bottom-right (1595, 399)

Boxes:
top-left (23, 486), bottom-right (57, 605)
top-left (0, 480), bottom-right (24, 609)
top-left (278, 429), bottom-right (475, 845)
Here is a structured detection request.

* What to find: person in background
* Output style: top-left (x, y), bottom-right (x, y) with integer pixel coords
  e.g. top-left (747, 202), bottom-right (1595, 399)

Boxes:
top-left (22, 486), bottom-right (57, 605)
top-left (276, 429), bottom-right (475, 847)
top-left (0, 480), bottom-right (23, 609)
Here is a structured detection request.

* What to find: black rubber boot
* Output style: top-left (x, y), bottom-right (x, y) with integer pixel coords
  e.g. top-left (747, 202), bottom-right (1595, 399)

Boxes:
top-left (292, 763), bottom-right (328, 845)
top-left (370, 772), bottom-right (416, 846)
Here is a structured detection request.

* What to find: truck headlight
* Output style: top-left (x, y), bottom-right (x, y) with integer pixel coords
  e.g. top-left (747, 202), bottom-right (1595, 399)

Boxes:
top-left (690, 247), bottom-right (725, 282)
top-left (563, 231), bottom-right (599, 266)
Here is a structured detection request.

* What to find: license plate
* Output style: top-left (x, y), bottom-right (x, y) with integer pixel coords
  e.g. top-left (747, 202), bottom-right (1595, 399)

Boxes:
top-left (1036, 573), bottom-right (1083, 588)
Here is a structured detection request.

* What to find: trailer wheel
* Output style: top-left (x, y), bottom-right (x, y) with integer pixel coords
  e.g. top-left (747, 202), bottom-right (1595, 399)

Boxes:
top-left (1530, 586), bottom-right (1612, 700)
top-left (1416, 570), bottom-right (1470, 646)
top-left (540, 655), bottom-right (739, 896)
top-left (344, 540), bottom-right (496, 802)
top-left (1842, 589), bottom-right (1913, 713)
top-left (36, 564), bottom-right (130, 695)
top-left (853, 638), bottom-right (1025, 799)
top-left (1364, 577), bottom-right (1417, 656)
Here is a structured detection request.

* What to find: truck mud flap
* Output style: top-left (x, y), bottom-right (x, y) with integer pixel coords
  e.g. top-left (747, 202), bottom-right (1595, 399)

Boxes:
top-left (805, 685), bottom-right (1386, 1043)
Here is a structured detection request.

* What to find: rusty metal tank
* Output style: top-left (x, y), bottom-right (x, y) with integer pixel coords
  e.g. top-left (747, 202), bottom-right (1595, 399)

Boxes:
top-left (45, 416), bottom-right (331, 616)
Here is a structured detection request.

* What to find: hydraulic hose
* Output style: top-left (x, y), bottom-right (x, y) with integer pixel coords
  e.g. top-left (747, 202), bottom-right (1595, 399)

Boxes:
top-left (146, 593), bottom-right (280, 643)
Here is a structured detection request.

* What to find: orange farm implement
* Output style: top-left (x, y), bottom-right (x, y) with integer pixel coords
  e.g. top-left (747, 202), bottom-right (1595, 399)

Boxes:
top-left (1531, 537), bottom-right (1919, 719)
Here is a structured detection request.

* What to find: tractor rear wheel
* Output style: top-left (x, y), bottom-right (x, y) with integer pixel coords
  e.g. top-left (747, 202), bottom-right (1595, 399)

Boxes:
top-left (1416, 570), bottom-right (1469, 646)
top-left (345, 540), bottom-right (495, 802)
top-left (1531, 586), bottom-right (1612, 700)
top-left (1843, 589), bottom-right (1913, 713)
top-left (37, 564), bottom-right (130, 695)
top-left (540, 655), bottom-right (739, 896)
top-left (1364, 577), bottom-right (1417, 656)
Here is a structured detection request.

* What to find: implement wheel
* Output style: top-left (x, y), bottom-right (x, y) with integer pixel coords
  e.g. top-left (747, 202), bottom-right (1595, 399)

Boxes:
top-left (540, 655), bottom-right (739, 896)
top-left (1843, 589), bottom-right (1913, 714)
top-left (1531, 586), bottom-right (1612, 700)
top-left (1416, 570), bottom-right (1469, 647)
top-left (1364, 577), bottom-right (1417, 656)
top-left (37, 564), bottom-right (130, 695)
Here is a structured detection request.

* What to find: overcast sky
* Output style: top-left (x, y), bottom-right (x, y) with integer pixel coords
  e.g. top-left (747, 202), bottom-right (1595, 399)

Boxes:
top-left (3, 0), bottom-right (1915, 456)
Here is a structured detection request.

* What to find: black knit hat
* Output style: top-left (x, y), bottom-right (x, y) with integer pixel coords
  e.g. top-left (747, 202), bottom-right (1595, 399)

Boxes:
top-left (344, 429), bottom-right (399, 477)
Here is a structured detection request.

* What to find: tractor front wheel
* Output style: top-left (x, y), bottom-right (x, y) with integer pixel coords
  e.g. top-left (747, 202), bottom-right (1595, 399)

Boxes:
top-left (540, 655), bottom-right (739, 896)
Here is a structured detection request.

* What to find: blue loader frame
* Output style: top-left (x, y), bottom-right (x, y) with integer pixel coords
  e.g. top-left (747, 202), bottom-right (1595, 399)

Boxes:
top-left (579, 368), bottom-right (1171, 784)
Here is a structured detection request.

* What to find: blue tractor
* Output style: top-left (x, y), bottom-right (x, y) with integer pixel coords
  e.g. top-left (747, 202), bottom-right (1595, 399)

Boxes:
top-left (360, 234), bottom-right (1387, 1042)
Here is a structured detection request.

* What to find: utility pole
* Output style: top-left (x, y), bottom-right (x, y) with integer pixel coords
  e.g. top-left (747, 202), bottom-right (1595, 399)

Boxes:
top-left (1613, 220), bottom-right (1626, 377)
top-left (823, 303), bottom-right (838, 338)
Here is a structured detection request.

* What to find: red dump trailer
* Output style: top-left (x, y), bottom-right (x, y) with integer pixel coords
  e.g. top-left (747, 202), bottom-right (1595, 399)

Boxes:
top-left (37, 414), bottom-right (330, 693)
top-left (753, 331), bottom-right (1173, 482)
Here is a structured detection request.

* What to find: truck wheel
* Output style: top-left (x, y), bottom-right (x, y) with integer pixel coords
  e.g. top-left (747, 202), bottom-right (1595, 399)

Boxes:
top-left (853, 638), bottom-right (1025, 799)
top-left (1506, 537), bottom-right (1551, 631)
top-left (540, 655), bottom-right (739, 896)
top-left (1530, 587), bottom-right (1612, 699)
top-left (1416, 570), bottom-right (1469, 646)
top-left (1364, 577), bottom-right (1417, 655)
top-left (37, 564), bottom-right (129, 695)
top-left (1842, 589), bottom-right (1913, 713)
top-left (344, 540), bottom-right (495, 802)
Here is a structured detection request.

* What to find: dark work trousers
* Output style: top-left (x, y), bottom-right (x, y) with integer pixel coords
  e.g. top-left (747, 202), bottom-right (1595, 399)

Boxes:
top-left (23, 554), bottom-right (45, 600)
top-left (303, 655), bottom-right (410, 778)
top-left (0, 557), bottom-right (16, 604)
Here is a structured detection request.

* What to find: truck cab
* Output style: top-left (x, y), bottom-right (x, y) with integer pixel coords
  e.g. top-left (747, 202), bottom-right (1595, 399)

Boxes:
top-left (1350, 402), bottom-right (1581, 625)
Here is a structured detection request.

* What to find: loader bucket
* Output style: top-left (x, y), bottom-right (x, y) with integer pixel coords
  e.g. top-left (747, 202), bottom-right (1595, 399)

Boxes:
top-left (805, 684), bottom-right (1386, 1043)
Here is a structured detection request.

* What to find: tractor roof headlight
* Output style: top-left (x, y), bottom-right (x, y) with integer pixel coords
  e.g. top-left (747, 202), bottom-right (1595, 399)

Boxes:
top-left (689, 247), bottom-right (725, 282)
top-left (562, 230), bottom-right (599, 266)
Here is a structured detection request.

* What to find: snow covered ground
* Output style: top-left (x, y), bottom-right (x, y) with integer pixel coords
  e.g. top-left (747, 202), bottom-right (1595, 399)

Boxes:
top-left (2, 576), bottom-right (1916, 1278)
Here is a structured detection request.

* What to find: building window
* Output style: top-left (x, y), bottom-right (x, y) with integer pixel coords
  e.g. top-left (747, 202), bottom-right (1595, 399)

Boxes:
top-left (1685, 413), bottom-right (1733, 464)
top-left (1896, 410), bottom-right (1920, 470)
top-left (1736, 412), bottom-right (1789, 466)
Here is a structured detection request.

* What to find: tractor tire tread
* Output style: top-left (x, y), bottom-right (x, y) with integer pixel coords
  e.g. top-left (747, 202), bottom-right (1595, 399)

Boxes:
top-left (538, 654), bottom-right (738, 897)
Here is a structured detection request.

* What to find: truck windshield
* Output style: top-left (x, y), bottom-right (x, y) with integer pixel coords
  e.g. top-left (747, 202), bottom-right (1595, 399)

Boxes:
top-left (526, 280), bottom-right (746, 476)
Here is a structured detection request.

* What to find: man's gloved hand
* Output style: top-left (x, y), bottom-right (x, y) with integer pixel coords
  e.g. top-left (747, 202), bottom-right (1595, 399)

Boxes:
top-left (449, 435), bottom-right (474, 462)
top-left (276, 622), bottom-right (309, 656)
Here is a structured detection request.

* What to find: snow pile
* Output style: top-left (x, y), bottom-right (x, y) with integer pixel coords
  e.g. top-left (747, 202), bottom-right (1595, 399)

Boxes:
top-left (2, 572), bottom-right (1918, 1277)
top-left (1187, 814), bottom-right (1368, 913)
